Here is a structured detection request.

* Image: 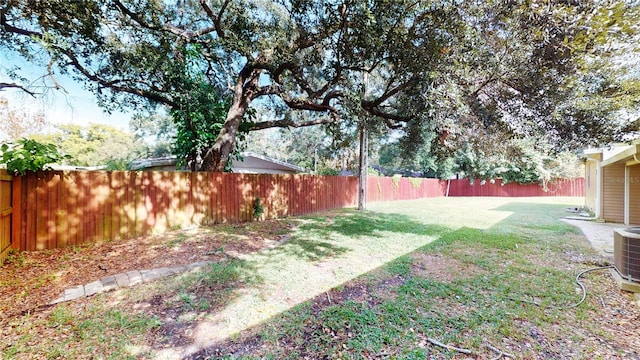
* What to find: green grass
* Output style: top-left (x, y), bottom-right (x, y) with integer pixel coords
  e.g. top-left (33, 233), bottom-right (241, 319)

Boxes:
top-left (213, 197), bottom-right (618, 359)
top-left (8, 196), bottom-right (625, 359)
top-left (4, 304), bottom-right (161, 359)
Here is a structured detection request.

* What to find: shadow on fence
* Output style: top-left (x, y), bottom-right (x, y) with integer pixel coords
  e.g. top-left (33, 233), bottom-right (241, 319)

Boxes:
top-left (3, 169), bottom-right (584, 254)
top-left (11, 171), bottom-right (358, 252)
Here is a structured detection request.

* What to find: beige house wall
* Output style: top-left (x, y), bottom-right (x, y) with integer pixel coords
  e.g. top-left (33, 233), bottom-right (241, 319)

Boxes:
top-left (628, 165), bottom-right (640, 225)
top-left (584, 160), bottom-right (598, 213)
top-left (602, 164), bottom-right (625, 223)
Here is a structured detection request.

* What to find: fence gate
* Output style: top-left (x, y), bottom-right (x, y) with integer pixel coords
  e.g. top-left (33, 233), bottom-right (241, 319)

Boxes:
top-left (0, 171), bottom-right (13, 263)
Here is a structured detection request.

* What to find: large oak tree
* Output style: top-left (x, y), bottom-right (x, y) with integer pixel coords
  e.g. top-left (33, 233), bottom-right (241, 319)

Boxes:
top-left (1, 0), bottom-right (638, 171)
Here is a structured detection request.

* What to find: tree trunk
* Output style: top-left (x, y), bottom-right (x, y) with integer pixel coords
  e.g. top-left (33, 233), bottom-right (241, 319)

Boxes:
top-left (358, 121), bottom-right (368, 210)
top-left (200, 100), bottom-right (249, 172)
top-left (200, 66), bottom-right (257, 172)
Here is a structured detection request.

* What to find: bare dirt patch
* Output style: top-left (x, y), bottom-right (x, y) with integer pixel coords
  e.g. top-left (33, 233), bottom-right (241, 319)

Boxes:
top-left (0, 220), bottom-right (295, 321)
top-left (409, 252), bottom-right (485, 282)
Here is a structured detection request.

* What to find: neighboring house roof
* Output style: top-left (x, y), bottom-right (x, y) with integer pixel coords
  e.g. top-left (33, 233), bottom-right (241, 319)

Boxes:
top-left (51, 165), bottom-right (108, 171)
top-left (233, 152), bottom-right (306, 174)
top-left (129, 156), bottom-right (179, 171)
top-left (129, 153), bottom-right (306, 174)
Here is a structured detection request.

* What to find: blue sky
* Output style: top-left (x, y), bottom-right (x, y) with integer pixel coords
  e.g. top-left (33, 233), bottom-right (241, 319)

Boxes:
top-left (1, 52), bottom-right (132, 132)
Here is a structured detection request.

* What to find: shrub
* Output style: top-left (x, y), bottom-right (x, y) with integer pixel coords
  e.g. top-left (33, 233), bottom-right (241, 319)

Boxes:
top-left (0, 138), bottom-right (69, 175)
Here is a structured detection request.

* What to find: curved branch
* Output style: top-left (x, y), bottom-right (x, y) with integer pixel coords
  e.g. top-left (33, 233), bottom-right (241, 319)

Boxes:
top-left (364, 78), bottom-right (418, 108)
top-left (250, 115), bottom-right (336, 131)
top-left (283, 96), bottom-right (336, 113)
top-left (0, 83), bottom-right (38, 97)
top-left (2, 12), bottom-right (175, 106)
top-left (361, 101), bottom-right (409, 128)
top-left (200, 0), bottom-right (229, 39)
top-left (322, 90), bottom-right (343, 106)
top-left (114, 0), bottom-right (216, 41)
top-left (59, 48), bottom-right (175, 106)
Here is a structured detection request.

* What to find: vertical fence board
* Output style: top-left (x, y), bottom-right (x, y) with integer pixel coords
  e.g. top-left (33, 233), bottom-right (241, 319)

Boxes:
top-left (11, 175), bottom-right (21, 251)
top-left (9, 170), bottom-right (584, 253)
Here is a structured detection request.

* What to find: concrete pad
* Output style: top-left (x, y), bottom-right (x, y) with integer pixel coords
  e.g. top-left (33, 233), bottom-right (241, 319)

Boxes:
top-left (610, 268), bottom-right (640, 293)
top-left (561, 219), bottom-right (623, 257)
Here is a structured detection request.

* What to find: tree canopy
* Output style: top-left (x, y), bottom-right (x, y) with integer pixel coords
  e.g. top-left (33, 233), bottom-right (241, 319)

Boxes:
top-left (30, 123), bottom-right (145, 168)
top-left (0, 97), bottom-right (47, 141)
top-left (1, 0), bottom-right (638, 172)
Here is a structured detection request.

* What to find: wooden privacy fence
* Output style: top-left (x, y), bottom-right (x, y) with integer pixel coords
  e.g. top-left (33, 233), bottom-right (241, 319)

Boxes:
top-left (0, 170), bottom-right (15, 263)
top-left (12, 170), bottom-right (357, 251)
top-left (367, 177), bottom-right (448, 202)
top-left (2, 169), bottom-right (585, 254)
top-left (366, 176), bottom-right (584, 201)
top-left (445, 178), bottom-right (585, 197)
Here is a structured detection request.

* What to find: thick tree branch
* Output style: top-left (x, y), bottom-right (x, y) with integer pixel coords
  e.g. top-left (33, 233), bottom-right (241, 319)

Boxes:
top-left (200, 0), bottom-right (229, 39)
top-left (322, 90), bottom-right (343, 106)
top-left (282, 96), bottom-right (337, 113)
top-left (112, 0), bottom-right (161, 31)
top-left (362, 106), bottom-right (408, 128)
top-left (114, 0), bottom-right (216, 41)
top-left (2, 12), bottom-right (175, 106)
top-left (360, 79), bottom-right (416, 128)
top-left (363, 78), bottom-right (418, 108)
top-left (254, 84), bottom-right (282, 97)
top-left (250, 115), bottom-right (336, 131)
top-left (0, 83), bottom-right (38, 97)
top-left (59, 48), bottom-right (175, 105)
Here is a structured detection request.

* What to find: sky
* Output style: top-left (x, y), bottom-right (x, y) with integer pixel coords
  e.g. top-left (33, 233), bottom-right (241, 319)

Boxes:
top-left (1, 52), bottom-right (132, 132)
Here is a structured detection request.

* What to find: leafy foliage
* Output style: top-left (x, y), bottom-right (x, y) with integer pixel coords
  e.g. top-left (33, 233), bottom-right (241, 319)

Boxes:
top-left (0, 138), bottom-right (68, 175)
top-left (129, 112), bottom-right (175, 158)
top-left (0, 97), bottom-right (47, 141)
top-left (1, 0), bottom-right (638, 172)
top-left (30, 124), bottom-right (145, 168)
top-left (252, 197), bottom-right (264, 221)
top-left (453, 139), bottom-right (583, 185)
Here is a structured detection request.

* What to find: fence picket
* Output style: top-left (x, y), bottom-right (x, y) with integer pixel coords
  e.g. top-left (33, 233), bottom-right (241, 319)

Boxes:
top-left (6, 171), bottom-right (583, 253)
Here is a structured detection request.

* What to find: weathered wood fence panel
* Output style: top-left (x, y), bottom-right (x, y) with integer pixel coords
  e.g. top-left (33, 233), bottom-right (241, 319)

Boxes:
top-left (366, 177), bottom-right (584, 202)
top-left (14, 171), bottom-right (358, 251)
top-left (367, 177), bottom-right (447, 202)
top-left (445, 178), bottom-right (585, 197)
top-left (3, 170), bottom-right (584, 255)
top-left (0, 170), bottom-right (14, 263)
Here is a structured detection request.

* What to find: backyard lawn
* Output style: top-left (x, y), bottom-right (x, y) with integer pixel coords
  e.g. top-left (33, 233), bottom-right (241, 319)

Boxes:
top-left (1, 197), bottom-right (639, 359)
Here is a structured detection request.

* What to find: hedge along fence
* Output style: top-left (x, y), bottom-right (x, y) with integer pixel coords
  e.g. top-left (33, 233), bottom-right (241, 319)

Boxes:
top-left (10, 170), bottom-right (358, 252)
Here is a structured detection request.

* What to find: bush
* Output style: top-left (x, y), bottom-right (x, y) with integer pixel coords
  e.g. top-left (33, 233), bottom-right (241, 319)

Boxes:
top-left (0, 138), bottom-right (69, 175)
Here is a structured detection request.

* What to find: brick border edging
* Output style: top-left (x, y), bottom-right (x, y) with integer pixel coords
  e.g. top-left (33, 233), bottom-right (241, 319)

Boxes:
top-left (49, 261), bottom-right (214, 304)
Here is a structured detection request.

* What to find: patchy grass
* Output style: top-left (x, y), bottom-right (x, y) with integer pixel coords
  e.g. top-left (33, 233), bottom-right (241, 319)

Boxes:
top-left (3, 197), bottom-right (640, 359)
top-left (202, 198), bottom-right (639, 359)
top-left (4, 303), bottom-right (161, 359)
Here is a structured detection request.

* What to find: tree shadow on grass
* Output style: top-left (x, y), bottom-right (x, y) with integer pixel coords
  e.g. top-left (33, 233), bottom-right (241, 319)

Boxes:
top-left (279, 211), bottom-right (449, 261)
top-left (298, 210), bottom-right (448, 237)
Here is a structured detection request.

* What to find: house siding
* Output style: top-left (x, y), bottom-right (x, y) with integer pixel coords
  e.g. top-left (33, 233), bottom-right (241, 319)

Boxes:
top-left (628, 165), bottom-right (640, 225)
top-left (602, 164), bottom-right (625, 223)
top-left (585, 160), bottom-right (598, 213)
